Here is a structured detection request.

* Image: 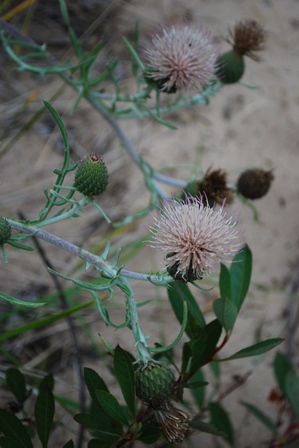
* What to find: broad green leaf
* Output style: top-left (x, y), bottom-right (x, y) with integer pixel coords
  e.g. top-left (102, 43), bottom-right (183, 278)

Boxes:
top-left (224, 338), bottom-right (283, 361)
top-left (219, 263), bottom-right (231, 300)
top-left (34, 385), bottom-right (55, 448)
top-left (168, 282), bottom-right (205, 339)
top-left (190, 320), bottom-right (222, 374)
top-left (88, 440), bottom-right (111, 448)
top-left (188, 332), bottom-right (207, 374)
top-left (181, 342), bottom-right (192, 374)
top-left (190, 369), bottom-right (206, 410)
top-left (0, 437), bottom-right (21, 448)
top-left (184, 381), bottom-right (208, 389)
top-left (74, 414), bottom-right (122, 442)
top-left (241, 402), bottom-right (278, 435)
top-left (84, 368), bottom-right (113, 428)
top-left (213, 297), bottom-right (237, 332)
top-left (209, 360), bottom-right (221, 379)
top-left (62, 441), bottom-right (74, 448)
top-left (190, 419), bottom-right (226, 436)
top-left (39, 374), bottom-right (54, 393)
top-left (96, 391), bottom-right (128, 426)
top-left (137, 421), bottom-right (161, 444)
top-left (285, 370), bottom-right (299, 420)
top-left (85, 393), bottom-right (122, 430)
top-left (209, 402), bottom-right (234, 446)
top-left (0, 291), bottom-right (45, 308)
top-left (0, 410), bottom-right (33, 448)
top-left (230, 245), bottom-right (252, 311)
top-left (5, 368), bottom-right (26, 402)
top-left (84, 368), bottom-right (109, 402)
top-left (274, 352), bottom-right (294, 397)
top-left (114, 346), bottom-right (135, 420)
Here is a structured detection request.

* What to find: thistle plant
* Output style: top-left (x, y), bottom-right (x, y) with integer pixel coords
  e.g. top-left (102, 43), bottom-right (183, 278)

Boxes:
top-left (144, 23), bottom-right (218, 93)
top-left (0, 3), bottom-right (286, 448)
top-left (149, 195), bottom-right (243, 282)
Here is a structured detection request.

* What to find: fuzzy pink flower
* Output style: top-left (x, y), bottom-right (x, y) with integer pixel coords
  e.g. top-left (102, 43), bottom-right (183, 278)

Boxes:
top-left (145, 23), bottom-right (218, 92)
top-left (149, 195), bottom-right (243, 282)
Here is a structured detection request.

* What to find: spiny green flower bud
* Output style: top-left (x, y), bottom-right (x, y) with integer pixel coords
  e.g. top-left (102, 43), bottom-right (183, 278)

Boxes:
top-left (0, 218), bottom-right (11, 246)
top-left (74, 154), bottom-right (108, 198)
top-left (237, 168), bottom-right (274, 200)
top-left (216, 50), bottom-right (245, 84)
top-left (136, 361), bottom-right (176, 408)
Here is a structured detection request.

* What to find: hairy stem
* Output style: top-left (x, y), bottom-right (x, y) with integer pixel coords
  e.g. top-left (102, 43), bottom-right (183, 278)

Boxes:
top-left (7, 219), bottom-right (170, 284)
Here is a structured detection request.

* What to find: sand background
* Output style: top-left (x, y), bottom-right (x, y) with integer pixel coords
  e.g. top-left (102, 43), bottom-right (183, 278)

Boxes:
top-left (1, 0), bottom-right (299, 446)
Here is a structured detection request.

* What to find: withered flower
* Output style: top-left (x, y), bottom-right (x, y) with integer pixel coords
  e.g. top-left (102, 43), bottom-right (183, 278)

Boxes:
top-left (155, 400), bottom-right (190, 444)
top-left (216, 19), bottom-right (266, 84)
top-left (197, 168), bottom-right (235, 206)
top-left (226, 18), bottom-right (266, 61)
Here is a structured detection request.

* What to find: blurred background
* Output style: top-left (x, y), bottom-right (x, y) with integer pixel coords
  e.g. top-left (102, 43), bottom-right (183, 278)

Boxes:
top-left (0, 0), bottom-right (299, 446)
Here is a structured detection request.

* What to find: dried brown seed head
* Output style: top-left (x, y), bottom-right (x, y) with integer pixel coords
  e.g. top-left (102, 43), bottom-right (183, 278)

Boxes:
top-left (225, 19), bottom-right (266, 61)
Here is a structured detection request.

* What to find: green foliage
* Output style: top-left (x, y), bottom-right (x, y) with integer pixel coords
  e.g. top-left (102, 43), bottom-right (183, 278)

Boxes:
top-left (95, 391), bottom-right (129, 426)
top-left (213, 297), bottom-right (237, 332)
top-left (0, 410), bottom-right (33, 448)
top-left (223, 339), bottom-right (283, 361)
top-left (0, 2), bottom-right (284, 447)
top-left (239, 352), bottom-right (299, 446)
top-left (114, 346), bottom-right (136, 420)
top-left (241, 402), bottom-right (278, 435)
top-left (5, 368), bottom-right (26, 403)
top-left (168, 282), bottom-right (205, 339)
top-left (274, 352), bottom-right (299, 420)
top-left (209, 402), bottom-right (234, 446)
top-left (34, 385), bottom-right (55, 448)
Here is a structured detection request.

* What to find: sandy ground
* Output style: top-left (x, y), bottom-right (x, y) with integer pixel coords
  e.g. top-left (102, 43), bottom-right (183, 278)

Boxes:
top-left (1, 0), bottom-right (299, 447)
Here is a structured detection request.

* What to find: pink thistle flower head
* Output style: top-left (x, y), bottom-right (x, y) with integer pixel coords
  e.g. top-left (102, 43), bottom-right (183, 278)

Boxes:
top-left (149, 195), bottom-right (244, 282)
top-left (145, 23), bottom-right (219, 93)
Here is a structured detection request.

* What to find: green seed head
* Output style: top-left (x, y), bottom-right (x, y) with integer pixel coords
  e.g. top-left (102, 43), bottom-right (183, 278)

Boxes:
top-left (216, 50), bottom-right (245, 84)
top-left (74, 154), bottom-right (108, 198)
top-left (0, 218), bottom-right (11, 246)
top-left (136, 361), bottom-right (176, 408)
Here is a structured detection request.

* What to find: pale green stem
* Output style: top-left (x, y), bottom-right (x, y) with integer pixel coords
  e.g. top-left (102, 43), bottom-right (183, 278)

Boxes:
top-left (118, 81), bottom-right (223, 119)
top-left (36, 197), bottom-right (85, 228)
top-left (118, 276), bottom-right (151, 362)
top-left (7, 219), bottom-right (171, 284)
